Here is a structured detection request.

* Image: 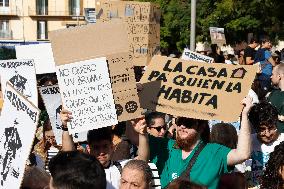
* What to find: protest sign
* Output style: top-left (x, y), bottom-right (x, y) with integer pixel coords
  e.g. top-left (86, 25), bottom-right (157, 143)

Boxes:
top-left (0, 82), bottom-right (40, 188)
top-left (139, 55), bottom-right (257, 122)
top-left (39, 85), bottom-right (87, 143)
top-left (181, 48), bottom-right (214, 63)
top-left (50, 21), bottom-right (142, 122)
top-left (15, 43), bottom-right (56, 74)
top-left (0, 59), bottom-right (38, 106)
top-left (209, 27), bottom-right (226, 45)
top-left (56, 57), bottom-right (118, 134)
top-left (96, 0), bottom-right (161, 66)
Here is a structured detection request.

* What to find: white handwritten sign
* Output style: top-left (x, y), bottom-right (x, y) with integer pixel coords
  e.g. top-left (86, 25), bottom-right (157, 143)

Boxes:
top-left (56, 57), bottom-right (118, 134)
top-left (0, 82), bottom-right (40, 188)
top-left (0, 59), bottom-right (38, 106)
top-left (39, 85), bottom-right (87, 143)
top-left (181, 48), bottom-right (213, 63)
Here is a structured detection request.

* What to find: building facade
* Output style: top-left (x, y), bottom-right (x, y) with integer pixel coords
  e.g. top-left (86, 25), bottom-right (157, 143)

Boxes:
top-left (0, 0), bottom-right (95, 47)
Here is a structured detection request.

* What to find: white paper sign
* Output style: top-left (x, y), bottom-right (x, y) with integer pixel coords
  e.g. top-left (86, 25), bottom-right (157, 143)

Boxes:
top-left (0, 59), bottom-right (38, 106)
top-left (56, 57), bottom-right (118, 134)
top-left (181, 48), bottom-right (214, 63)
top-left (0, 82), bottom-right (40, 188)
top-left (15, 43), bottom-right (56, 74)
top-left (39, 85), bottom-right (87, 143)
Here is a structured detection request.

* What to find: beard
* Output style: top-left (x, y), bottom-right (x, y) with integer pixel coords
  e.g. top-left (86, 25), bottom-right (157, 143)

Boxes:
top-left (176, 132), bottom-right (199, 150)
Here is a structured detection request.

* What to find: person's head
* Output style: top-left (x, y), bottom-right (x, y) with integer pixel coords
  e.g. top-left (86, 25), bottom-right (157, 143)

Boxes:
top-left (218, 172), bottom-right (247, 189)
top-left (112, 121), bottom-right (126, 138)
top-left (175, 117), bottom-right (209, 150)
top-left (271, 64), bottom-right (284, 87)
top-left (210, 123), bottom-right (238, 149)
top-left (261, 141), bottom-right (284, 189)
top-left (249, 37), bottom-right (259, 49)
top-left (167, 179), bottom-right (207, 189)
top-left (87, 127), bottom-right (114, 167)
top-left (249, 102), bottom-right (279, 144)
top-left (260, 38), bottom-right (271, 49)
top-left (210, 44), bottom-right (219, 54)
top-left (146, 112), bottom-right (166, 137)
top-left (120, 160), bottom-right (152, 189)
top-left (48, 151), bottom-right (106, 189)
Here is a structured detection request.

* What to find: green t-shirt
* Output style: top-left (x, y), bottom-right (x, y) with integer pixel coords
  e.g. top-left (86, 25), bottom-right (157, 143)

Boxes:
top-left (268, 89), bottom-right (284, 132)
top-left (149, 136), bottom-right (231, 189)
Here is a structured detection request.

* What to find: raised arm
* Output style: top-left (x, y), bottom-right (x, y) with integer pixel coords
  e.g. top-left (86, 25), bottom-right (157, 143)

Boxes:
top-left (130, 117), bottom-right (149, 162)
top-left (60, 109), bottom-right (76, 151)
top-left (227, 97), bottom-right (253, 166)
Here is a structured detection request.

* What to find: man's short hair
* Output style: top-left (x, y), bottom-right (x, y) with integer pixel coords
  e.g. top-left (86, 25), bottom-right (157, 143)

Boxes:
top-left (48, 151), bottom-right (106, 189)
top-left (250, 37), bottom-right (259, 44)
top-left (275, 63), bottom-right (284, 75)
top-left (123, 160), bottom-right (152, 184)
top-left (145, 112), bottom-right (165, 127)
top-left (87, 127), bottom-right (112, 144)
top-left (260, 37), bottom-right (271, 45)
top-left (248, 102), bottom-right (278, 131)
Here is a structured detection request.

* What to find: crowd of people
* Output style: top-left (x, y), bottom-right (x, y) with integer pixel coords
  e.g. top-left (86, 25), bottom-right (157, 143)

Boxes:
top-left (1, 36), bottom-right (284, 189)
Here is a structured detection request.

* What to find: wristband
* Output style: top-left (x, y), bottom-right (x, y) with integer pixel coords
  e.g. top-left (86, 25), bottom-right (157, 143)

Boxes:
top-left (61, 126), bottom-right (69, 131)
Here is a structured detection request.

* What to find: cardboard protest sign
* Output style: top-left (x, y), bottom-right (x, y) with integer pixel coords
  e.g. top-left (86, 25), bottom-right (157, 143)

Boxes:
top-left (56, 57), bottom-right (118, 134)
top-left (139, 55), bottom-right (257, 122)
top-left (0, 59), bottom-right (38, 106)
top-left (209, 27), bottom-right (226, 45)
top-left (96, 0), bottom-right (161, 66)
top-left (0, 82), bottom-right (40, 188)
top-left (50, 21), bottom-right (142, 122)
top-left (39, 85), bottom-right (87, 143)
top-left (181, 48), bottom-right (214, 63)
top-left (15, 43), bottom-right (56, 74)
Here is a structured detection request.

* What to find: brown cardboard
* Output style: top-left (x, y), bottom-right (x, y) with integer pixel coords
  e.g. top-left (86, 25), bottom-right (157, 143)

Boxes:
top-left (139, 55), bottom-right (257, 122)
top-left (96, 0), bottom-right (161, 66)
top-left (49, 21), bottom-right (141, 121)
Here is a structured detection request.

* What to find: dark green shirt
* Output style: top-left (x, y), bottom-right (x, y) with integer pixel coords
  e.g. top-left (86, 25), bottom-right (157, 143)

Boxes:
top-left (149, 136), bottom-right (231, 189)
top-left (268, 89), bottom-right (284, 132)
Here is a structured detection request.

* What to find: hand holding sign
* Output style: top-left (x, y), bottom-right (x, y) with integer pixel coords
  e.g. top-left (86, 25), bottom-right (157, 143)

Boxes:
top-left (131, 116), bottom-right (147, 135)
top-left (60, 109), bottom-right (73, 128)
top-left (241, 96), bottom-right (253, 115)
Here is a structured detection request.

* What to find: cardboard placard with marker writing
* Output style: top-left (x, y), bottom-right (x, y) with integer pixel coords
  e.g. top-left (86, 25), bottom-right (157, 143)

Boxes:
top-left (96, 0), bottom-right (161, 66)
top-left (50, 21), bottom-right (141, 125)
top-left (139, 56), bottom-right (257, 122)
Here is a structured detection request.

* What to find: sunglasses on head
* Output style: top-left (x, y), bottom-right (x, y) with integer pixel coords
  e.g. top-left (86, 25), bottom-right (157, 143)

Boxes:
top-left (176, 117), bottom-right (196, 128)
top-left (149, 125), bottom-right (167, 132)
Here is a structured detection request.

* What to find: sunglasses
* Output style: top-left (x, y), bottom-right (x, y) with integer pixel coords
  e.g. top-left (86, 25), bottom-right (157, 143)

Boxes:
top-left (176, 117), bottom-right (196, 128)
top-left (149, 125), bottom-right (167, 132)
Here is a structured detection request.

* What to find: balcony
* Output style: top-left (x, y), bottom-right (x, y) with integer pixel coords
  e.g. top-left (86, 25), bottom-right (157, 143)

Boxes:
top-left (28, 7), bottom-right (84, 17)
top-left (0, 8), bottom-right (20, 16)
top-left (0, 30), bottom-right (13, 39)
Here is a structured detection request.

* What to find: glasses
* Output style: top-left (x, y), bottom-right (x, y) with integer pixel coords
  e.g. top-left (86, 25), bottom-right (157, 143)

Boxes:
top-left (258, 127), bottom-right (277, 134)
top-left (176, 117), bottom-right (196, 128)
top-left (149, 125), bottom-right (166, 132)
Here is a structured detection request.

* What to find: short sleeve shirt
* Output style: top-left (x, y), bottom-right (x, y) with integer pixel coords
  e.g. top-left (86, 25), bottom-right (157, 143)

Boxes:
top-left (105, 160), bottom-right (129, 189)
top-left (260, 50), bottom-right (273, 77)
top-left (149, 136), bottom-right (231, 189)
top-left (244, 46), bottom-right (255, 64)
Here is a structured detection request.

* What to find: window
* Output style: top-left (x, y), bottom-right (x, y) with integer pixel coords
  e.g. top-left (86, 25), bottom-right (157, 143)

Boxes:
top-left (37, 21), bottom-right (47, 40)
top-left (69, 0), bottom-right (80, 15)
top-left (0, 20), bottom-right (9, 31)
top-left (0, 0), bottom-right (9, 7)
top-left (36, 0), bottom-right (48, 15)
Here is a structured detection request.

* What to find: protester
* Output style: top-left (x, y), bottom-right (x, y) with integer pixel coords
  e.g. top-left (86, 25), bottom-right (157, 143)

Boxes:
top-left (238, 49), bottom-right (245, 65)
top-left (210, 123), bottom-right (238, 149)
top-left (111, 122), bottom-right (133, 161)
top-left (167, 179), bottom-right (207, 189)
top-left (254, 38), bottom-right (276, 92)
top-left (218, 172), bottom-right (247, 189)
top-left (146, 112), bottom-right (167, 138)
top-left (120, 159), bottom-right (152, 189)
top-left (208, 44), bottom-right (225, 63)
top-left (60, 110), bottom-right (149, 189)
top-left (260, 141), bottom-right (284, 189)
top-left (246, 102), bottom-right (284, 188)
top-left (145, 97), bottom-right (253, 189)
top-left (48, 151), bottom-right (106, 189)
top-left (268, 63), bottom-right (284, 132)
top-left (244, 37), bottom-right (258, 65)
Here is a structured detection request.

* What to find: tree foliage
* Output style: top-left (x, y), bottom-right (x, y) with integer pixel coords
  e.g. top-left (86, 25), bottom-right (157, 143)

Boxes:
top-left (137, 0), bottom-right (284, 54)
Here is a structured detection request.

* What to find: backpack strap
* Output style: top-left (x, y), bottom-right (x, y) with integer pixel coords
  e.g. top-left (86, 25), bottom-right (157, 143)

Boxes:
top-left (179, 142), bottom-right (206, 180)
top-left (113, 161), bottom-right (122, 174)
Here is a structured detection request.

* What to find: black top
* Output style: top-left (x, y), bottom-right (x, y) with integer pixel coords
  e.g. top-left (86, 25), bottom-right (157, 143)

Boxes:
top-left (244, 46), bottom-right (255, 65)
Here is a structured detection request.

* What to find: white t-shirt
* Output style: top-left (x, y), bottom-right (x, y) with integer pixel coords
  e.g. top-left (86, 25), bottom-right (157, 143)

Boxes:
top-left (105, 160), bottom-right (129, 189)
top-left (245, 133), bottom-right (284, 187)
